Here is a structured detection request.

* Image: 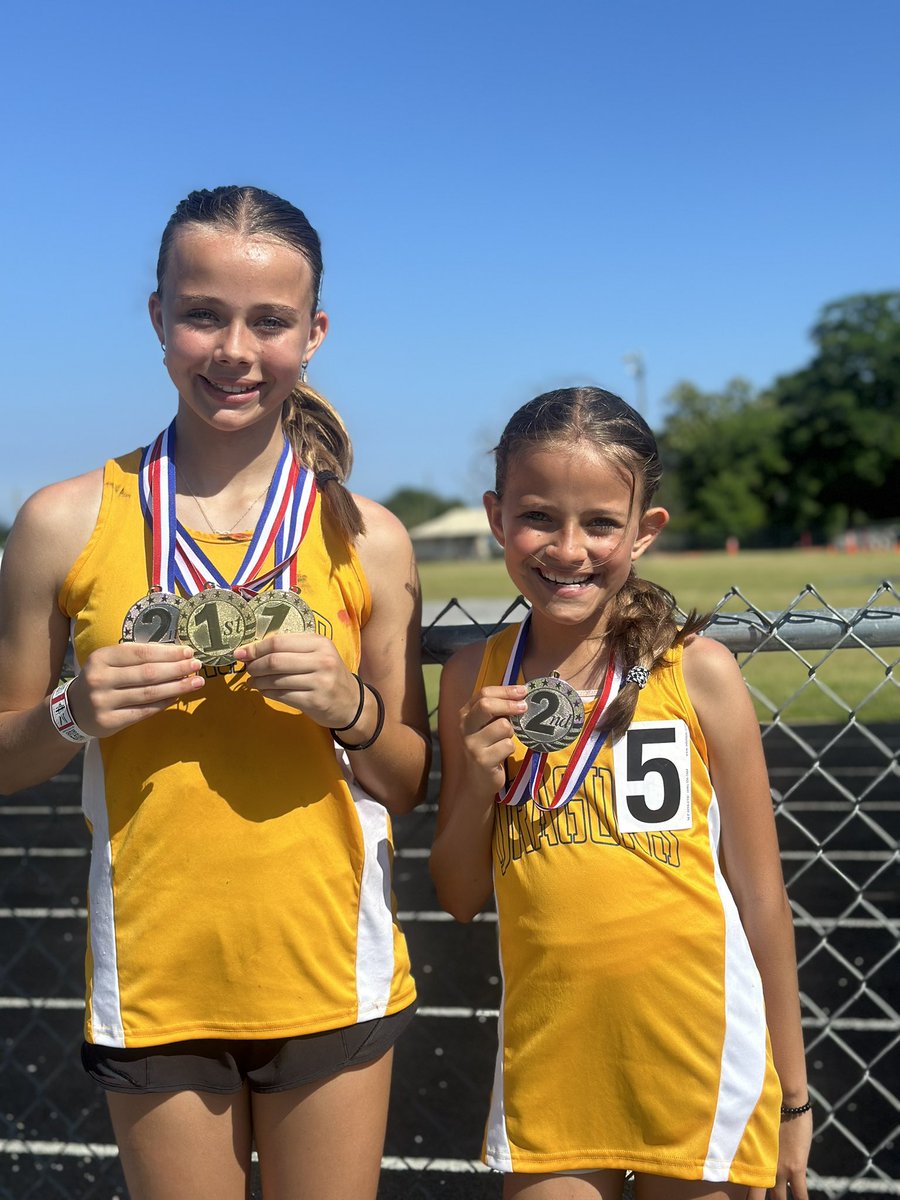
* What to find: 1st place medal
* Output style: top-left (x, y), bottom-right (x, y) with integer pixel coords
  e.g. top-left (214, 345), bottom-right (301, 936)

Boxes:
top-left (248, 587), bottom-right (316, 639)
top-left (121, 589), bottom-right (184, 644)
top-left (512, 673), bottom-right (586, 753)
top-left (177, 586), bottom-right (257, 668)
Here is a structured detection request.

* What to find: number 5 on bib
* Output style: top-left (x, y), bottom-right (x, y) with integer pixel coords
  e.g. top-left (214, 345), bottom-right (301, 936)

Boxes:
top-left (612, 720), bottom-right (692, 833)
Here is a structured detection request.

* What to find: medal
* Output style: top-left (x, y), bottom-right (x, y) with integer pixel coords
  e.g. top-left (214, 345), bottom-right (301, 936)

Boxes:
top-left (248, 587), bottom-right (316, 639)
top-left (177, 586), bottom-right (256, 667)
top-left (513, 673), bottom-right (586, 752)
top-left (136, 422), bottom-right (319, 673)
top-left (496, 616), bottom-right (622, 811)
top-left (121, 589), bottom-right (184, 644)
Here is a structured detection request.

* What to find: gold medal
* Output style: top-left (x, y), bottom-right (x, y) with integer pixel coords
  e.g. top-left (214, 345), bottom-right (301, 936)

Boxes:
top-left (248, 588), bottom-right (316, 639)
top-left (176, 586), bottom-right (256, 667)
top-left (513, 673), bottom-right (586, 752)
top-left (121, 589), bottom-right (184, 645)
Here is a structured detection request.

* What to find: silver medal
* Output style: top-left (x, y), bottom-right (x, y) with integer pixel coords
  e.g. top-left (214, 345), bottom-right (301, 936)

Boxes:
top-left (513, 673), bottom-right (586, 752)
top-left (121, 589), bottom-right (184, 645)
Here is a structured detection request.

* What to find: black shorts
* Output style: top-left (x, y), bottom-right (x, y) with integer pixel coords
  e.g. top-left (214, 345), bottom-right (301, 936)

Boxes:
top-left (81, 1003), bottom-right (417, 1095)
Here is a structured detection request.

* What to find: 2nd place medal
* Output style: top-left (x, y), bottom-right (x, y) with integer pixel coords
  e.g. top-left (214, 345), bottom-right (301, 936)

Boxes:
top-left (248, 587), bottom-right (316, 639)
top-left (177, 586), bottom-right (257, 667)
top-left (512, 673), bottom-right (586, 753)
top-left (121, 589), bottom-right (184, 645)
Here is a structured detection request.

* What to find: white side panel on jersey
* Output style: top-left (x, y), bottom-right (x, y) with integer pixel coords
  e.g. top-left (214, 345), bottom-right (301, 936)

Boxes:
top-left (80, 739), bottom-right (125, 1047)
top-left (340, 750), bottom-right (396, 1021)
top-left (484, 869), bottom-right (514, 1172)
top-left (702, 793), bottom-right (769, 1180)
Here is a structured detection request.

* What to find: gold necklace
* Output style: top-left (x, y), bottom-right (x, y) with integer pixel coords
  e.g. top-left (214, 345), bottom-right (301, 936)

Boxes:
top-left (179, 472), bottom-right (271, 535)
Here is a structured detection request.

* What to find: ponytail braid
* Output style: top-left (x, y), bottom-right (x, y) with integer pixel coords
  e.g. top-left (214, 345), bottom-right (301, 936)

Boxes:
top-left (282, 385), bottom-right (365, 542)
top-left (599, 574), bottom-right (708, 743)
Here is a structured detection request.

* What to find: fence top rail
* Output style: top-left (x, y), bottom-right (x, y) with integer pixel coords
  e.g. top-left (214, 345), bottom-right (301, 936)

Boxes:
top-left (421, 605), bottom-right (900, 663)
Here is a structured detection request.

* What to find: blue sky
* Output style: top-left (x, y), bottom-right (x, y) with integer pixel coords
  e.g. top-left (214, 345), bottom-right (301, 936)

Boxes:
top-left (2, 0), bottom-right (897, 524)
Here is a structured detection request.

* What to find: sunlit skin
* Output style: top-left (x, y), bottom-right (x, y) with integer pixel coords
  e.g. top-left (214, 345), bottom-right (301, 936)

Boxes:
top-left (149, 226), bottom-right (328, 456)
top-left (483, 441), bottom-right (668, 680)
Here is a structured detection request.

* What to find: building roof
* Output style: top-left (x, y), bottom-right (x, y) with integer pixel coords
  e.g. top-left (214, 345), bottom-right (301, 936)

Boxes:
top-left (409, 506), bottom-right (494, 540)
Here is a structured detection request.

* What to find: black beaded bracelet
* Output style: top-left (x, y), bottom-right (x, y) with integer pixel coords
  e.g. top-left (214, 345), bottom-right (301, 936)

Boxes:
top-left (332, 682), bottom-right (385, 751)
top-left (780, 1099), bottom-right (812, 1118)
top-left (332, 673), bottom-right (366, 733)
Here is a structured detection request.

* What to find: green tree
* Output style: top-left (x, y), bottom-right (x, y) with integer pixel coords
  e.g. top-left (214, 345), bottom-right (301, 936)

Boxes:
top-left (660, 379), bottom-right (788, 547)
top-left (381, 487), bottom-right (464, 529)
top-left (767, 291), bottom-right (900, 539)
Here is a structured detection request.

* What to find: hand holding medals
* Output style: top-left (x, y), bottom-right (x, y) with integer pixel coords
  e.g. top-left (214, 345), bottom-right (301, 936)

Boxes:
top-left (123, 423), bottom-right (319, 672)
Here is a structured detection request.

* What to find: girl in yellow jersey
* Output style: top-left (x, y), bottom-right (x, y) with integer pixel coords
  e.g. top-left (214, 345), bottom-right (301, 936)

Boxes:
top-left (0, 187), bottom-right (430, 1200)
top-left (431, 388), bottom-right (812, 1200)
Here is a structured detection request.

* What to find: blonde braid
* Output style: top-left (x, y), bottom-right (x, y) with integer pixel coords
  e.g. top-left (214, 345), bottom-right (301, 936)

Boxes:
top-left (282, 385), bottom-right (365, 542)
top-left (599, 574), bottom-right (709, 742)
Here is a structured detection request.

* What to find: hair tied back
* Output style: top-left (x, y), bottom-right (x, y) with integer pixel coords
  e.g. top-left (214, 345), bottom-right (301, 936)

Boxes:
top-left (623, 666), bottom-right (650, 689)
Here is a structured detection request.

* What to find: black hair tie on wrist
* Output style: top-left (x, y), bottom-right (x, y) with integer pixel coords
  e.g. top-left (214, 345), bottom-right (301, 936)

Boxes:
top-left (332, 673), bottom-right (366, 733)
top-left (332, 682), bottom-right (385, 751)
top-left (780, 1099), bottom-right (812, 1119)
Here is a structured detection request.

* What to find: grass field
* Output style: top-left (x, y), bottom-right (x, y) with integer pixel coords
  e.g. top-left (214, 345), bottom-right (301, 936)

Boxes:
top-left (419, 548), bottom-right (900, 724)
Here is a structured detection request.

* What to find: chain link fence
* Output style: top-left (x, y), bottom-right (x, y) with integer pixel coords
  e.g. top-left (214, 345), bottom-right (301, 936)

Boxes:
top-left (1, 581), bottom-right (897, 1199)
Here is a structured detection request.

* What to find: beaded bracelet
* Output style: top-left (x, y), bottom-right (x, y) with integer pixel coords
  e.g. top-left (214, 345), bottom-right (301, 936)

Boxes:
top-left (49, 678), bottom-right (93, 744)
top-left (331, 673), bottom-right (366, 733)
top-left (332, 682), bottom-right (385, 751)
top-left (780, 1099), bottom-right (812, 1118)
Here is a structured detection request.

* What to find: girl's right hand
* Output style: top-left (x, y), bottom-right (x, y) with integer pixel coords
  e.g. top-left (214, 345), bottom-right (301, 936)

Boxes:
top-left (459, 684), bottom-right (527, 794)
top-left (66, 643), bottom-right (204, 738)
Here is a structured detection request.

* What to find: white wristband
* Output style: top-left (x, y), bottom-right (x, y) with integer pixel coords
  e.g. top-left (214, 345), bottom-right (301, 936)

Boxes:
top-left (49, 678), bottom-right (93, 744)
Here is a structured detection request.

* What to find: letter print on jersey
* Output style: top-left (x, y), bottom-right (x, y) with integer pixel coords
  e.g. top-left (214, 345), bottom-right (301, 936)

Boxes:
top-left (612, 719), bottom-right (693, 833)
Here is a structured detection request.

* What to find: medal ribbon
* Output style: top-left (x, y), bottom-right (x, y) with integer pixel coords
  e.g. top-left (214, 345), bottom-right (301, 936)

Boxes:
top-left (139, 421), bottom-right (316, 597)
top-left (494, 616), bottom-right (622, 812)
top-left (532, 660), bottom-right (620, 812)
top-left (495, 617), bottom-right (549, 807)
top-left (273, 463), bottom-right (317, 590)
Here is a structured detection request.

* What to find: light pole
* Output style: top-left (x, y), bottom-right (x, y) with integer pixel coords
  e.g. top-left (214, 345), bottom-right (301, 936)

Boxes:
top-left (622, 351), bottom-right (646, 419)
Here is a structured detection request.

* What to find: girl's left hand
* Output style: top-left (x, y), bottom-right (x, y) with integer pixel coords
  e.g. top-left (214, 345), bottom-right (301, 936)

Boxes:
top-left (233, 633), bottom-right (360, 729)
top-left (771, 1110), bottom-right (812, 1200)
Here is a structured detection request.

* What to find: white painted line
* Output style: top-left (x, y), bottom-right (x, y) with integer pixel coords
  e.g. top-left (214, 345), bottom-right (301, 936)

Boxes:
top-left (2, 996), bottom-right (895, 1036)
top-left (0, 1139), bottom-right (496, 1173)
top-left (0, 908), bottom-right (88, 919)
top-left (416, 1006), bottom-right (500, 1019)
top-left (0, 907), bottom-right (894, 934)
top-left (781, 850), bottom-right (895, 861)
top-left (0, 848), bottom-right (87, 858)
top-left (0, 1141), bottom-right (893, 1192)
top-left (0, 806), bottom-right (83, 816)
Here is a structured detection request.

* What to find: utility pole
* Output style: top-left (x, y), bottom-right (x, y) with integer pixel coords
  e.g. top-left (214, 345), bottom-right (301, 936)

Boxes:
top-left (622, 351), bottom-right (647, 419)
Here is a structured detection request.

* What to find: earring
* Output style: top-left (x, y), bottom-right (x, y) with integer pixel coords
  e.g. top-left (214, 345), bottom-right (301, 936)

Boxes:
top-left (161, 343), bottom-right (166, 357)
top-left (299, 360), bottom-right (309, 384)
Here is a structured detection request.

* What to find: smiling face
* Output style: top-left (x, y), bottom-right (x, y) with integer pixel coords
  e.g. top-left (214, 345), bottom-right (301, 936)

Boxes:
top-left (484, 439), bottom-right (668, 638)
top-left (148, 225), bottom-right (327, 437)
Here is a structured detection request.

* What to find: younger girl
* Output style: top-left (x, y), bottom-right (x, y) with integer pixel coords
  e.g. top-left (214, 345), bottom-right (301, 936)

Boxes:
top-left (431, 388), bottom-right (811, 1200)
top-left (0, 186), bottom-right (430, 1200)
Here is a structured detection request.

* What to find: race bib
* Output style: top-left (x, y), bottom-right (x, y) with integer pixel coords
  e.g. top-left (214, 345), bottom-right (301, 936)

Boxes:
top-left (613, 720), bottom-right (692, 833)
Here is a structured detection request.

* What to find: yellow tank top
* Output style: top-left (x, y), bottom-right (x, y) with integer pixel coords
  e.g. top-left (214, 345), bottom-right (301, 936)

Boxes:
top-left (475, 623), bottom-right (780, 1186)
top-left (60, 450), bottom-right (415, 1047)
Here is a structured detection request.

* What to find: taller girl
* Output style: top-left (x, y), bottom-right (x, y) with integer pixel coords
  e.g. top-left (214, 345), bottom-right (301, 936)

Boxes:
top-left (431, 388), bottom-right (811, 1200)
top-left (0, 186), bottom-right (430, 1199)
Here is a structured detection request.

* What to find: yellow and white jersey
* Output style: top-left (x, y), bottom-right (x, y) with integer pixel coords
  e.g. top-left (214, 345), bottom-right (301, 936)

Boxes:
top-left (475, 624), bottom-right (780, 1187)
top-left (61, 450), bottom-right (415, 1048)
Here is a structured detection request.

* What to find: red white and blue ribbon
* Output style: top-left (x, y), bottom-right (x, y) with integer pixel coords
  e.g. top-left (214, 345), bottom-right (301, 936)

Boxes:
top-left (138, 420), bottom-right (317, 597)
top-left (495, 616), bottom-right (623, 812)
